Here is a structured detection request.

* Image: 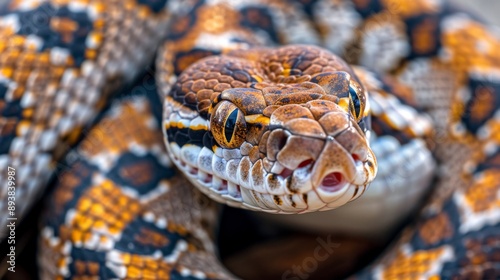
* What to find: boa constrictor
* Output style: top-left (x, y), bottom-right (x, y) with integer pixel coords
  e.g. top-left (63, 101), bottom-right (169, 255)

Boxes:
top-left (0, 0), bottom-right (499, 279)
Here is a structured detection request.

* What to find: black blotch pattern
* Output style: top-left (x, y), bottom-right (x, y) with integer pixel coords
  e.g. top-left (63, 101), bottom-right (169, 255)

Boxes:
top-left (410, 199), bottom-right (460, 250)
top-left (114, 217), bottom-right (184, 256)
top-left (0, 130), bottom-right (15, 154)
top-left (164, 0), bottom-right (205, 40)
top-left (371, 116), bottom-right (411, 145)
top-left (137, 0), bottom-right (168, 13)
top-left (1, 99), bottom-right (22, 118)
top-left (174, 130), bottom-right (190, 146)
top-left (292, 0), bottom-right (321, 18)
top-left (460, 78), bottom-right (500, 135)
top-left (13, 3), bottom-right (93, 66)
top-left (379, 77), bottom-right (418, 109)
top-left (0, 84), bottom-right (15, 154)
top-left (170, 84), bottom-right (196, 111)
top-left (0, 83), bottom-right (7, 99)
top-left (203, 131), bottom-right (217, 150)
top-left (107, 152), bottom-right (175, 195)
top-left (404, 13), bottom-right (443, 59)
top-left (475, 148), bottom-right (500, 173)
top-left (352, 0), bottom-right (384, 18)
top-left (188, 127), bottom-right (207, 143)
top-left (440, 226), bottom-right (500, 279)
top-left (240, 6), bottom-right (279, 43)
top-left (173, 48), bottom-right (220, 76)
top-left (166, 127), bottom-right (205, 147)
top-left (0, 89), bottom-right (17, 152)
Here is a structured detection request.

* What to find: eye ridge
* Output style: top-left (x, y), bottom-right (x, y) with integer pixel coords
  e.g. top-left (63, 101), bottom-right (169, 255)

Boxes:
top-left (224, 109), bottom-right (239, 143)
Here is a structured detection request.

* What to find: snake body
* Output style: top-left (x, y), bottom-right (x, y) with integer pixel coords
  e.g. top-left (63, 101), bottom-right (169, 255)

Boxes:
top-left (0, 0), bottom-right (499, 279)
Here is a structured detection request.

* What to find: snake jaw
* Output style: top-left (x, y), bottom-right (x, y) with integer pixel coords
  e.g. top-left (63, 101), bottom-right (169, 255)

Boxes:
top-left (164, 92), bottom-right (377, 213)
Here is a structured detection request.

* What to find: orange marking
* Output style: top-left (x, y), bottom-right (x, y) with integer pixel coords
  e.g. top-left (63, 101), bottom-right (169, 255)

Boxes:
top-left (68, 179), bottom-right (142, 243)
top-left (382, 247), bottom-right (451, 278)
top-left (463, 171), bottom-right (500, 213)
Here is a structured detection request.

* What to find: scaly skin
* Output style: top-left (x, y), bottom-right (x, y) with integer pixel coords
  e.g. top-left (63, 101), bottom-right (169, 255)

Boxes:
top-left (163, 45), bottom-right (377, 213)
top-left (0, 0), bottom-right (497, 279)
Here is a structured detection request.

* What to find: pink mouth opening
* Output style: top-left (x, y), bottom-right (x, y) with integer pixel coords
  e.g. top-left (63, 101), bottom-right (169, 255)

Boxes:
top-left (320, 172), bottom-right (345, 192)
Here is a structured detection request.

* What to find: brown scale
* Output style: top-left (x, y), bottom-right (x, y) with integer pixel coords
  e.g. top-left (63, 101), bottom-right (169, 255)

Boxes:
top-left (179, 59), bottom-right (263, 116)
top-left (172, 45), bottom-right (358, 118)
top-left (117, 252), bottom-right (173, 279)
top-left (418, 213), bottom-right (454, 245)
top-left (73, 260), bottom-right (101, 278)
top-left (232, 45), bottom-right (353, 82)
top-left (134, 227), bottom-right (170, 247)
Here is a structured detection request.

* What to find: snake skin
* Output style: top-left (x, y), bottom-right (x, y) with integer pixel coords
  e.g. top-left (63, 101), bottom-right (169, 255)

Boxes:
top-left (0, 0), bottom-right (498, 279)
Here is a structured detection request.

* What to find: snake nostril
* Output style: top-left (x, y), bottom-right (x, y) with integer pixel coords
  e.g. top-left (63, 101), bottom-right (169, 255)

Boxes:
top-left (279, 159), bottom-right (314, 178)
top-left (320, 172), bottom-right (345, 193)
top-left (351, 154), bottom-right (360, 162)
top-left (298, 159), bottom-right (314, 168)
top-left (277, 136), bottom-right (287, 150)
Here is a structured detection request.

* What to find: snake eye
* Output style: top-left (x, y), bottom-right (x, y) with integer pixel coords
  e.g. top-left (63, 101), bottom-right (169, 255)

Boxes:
top-left (348, 81), bottom-right (366, 122)
top-left (210, 101), bottom-right (247, 149)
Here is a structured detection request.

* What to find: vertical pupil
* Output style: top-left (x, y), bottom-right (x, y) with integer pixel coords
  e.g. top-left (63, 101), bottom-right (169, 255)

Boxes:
top-left (224, 109), bottom-right (239, 143)
top-left (349, 86), bottom-right (361, 118)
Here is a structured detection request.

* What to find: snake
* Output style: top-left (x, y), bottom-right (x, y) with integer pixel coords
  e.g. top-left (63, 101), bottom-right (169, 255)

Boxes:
top-left (0, 0), bottom-right (499, 278)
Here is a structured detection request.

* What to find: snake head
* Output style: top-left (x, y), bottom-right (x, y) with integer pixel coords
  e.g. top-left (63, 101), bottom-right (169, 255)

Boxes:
top-left (163, 45), bottom-right (377, 213)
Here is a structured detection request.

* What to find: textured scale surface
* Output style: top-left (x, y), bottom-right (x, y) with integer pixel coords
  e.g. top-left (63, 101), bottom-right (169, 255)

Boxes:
top-left (163, 46), bottom-right (377, 213)
top-left (0, 0), bottom-right (498, 279)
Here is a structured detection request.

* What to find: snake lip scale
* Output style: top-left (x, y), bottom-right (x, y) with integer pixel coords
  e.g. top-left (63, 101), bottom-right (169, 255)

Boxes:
top-left (168, 135), bottom-right (370, 214)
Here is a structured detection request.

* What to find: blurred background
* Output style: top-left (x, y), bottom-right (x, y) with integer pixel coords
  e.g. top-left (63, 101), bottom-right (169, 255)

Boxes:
top-left (456, 0), bottom-right (500, 25)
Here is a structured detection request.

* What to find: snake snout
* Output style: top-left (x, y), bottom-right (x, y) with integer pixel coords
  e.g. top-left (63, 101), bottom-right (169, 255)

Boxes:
top-left (264, 102), bottom-right (377, 211)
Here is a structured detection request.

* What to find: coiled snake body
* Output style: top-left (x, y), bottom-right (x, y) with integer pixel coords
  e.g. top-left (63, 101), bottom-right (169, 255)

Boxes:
top-left (0, 0), bottom-right (499, 278)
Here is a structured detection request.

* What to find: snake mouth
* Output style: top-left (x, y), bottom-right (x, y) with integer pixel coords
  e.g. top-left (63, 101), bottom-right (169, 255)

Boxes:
top-left (166, 122), bottom-right (376, 213)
